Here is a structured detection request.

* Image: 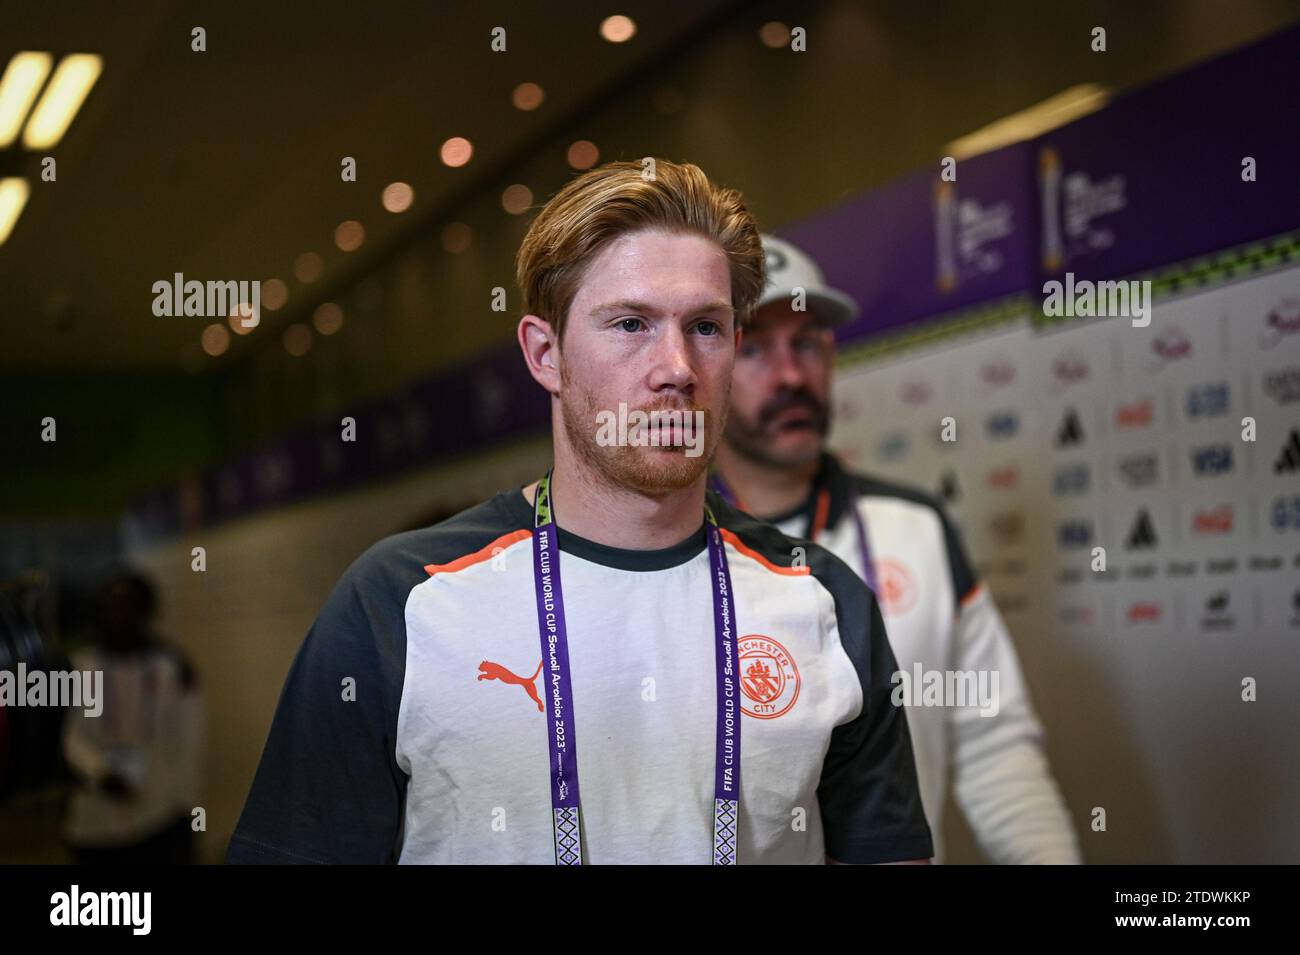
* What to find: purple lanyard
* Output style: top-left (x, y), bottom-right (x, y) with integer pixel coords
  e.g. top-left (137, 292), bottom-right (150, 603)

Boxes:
top-left (531, 470), bottom-right (741, 865)
top-left (843, 482), bottom-right (880, 597)
top-left (709, 471), bottom-right (878, 595)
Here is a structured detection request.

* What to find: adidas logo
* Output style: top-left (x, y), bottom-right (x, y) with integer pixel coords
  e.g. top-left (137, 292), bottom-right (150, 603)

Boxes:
top-left (1056, 408), bottom-right (1084, 447)
top-left (1126, 509), bottom-right (1158, 549)
top-left (1275, 429), bottom-right (1300, 474)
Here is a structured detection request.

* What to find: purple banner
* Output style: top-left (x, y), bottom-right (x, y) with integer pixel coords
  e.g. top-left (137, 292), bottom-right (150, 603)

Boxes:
top-left (780, 143), bottom-right (1038, 345)
top-left (1034, 24), bottom-right (1300, 284)
top-left (127, 342), bottom-right (549, 540)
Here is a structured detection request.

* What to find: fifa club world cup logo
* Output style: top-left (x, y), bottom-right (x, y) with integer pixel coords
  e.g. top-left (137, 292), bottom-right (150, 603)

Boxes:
top-left (934, 179), bottom-right (958, 293)
top-left (1040, 146), bottom-right (1065, 272)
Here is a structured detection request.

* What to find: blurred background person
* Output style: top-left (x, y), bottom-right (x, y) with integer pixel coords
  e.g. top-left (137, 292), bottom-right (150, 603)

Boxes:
top-left (61, 571), bottom-right (204, 864)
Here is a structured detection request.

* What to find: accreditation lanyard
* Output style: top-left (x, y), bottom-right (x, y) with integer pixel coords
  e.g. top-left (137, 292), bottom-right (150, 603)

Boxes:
top-left (530, 470), bottom-right (742, 865)
top-left (709, 469), bottom-right (878, 595)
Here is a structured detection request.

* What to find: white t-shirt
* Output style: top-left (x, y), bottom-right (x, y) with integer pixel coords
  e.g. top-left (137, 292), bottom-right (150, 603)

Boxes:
top-left (62, 642), bottom-right (204, 847)
top-left (228, 485), bottom-right (933, 864)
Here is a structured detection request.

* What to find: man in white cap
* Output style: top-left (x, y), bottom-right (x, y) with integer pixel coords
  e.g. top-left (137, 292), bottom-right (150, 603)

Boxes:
top-left (711, 234), bottom-right (1080, 863)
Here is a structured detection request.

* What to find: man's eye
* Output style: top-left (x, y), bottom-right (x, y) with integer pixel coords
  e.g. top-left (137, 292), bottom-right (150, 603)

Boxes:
top-left (694, 320), bottom-right (721, 336)
top-left (618, 317), bottom-right (645, 332)
top-left (795, 336), bottom-right (828, 352)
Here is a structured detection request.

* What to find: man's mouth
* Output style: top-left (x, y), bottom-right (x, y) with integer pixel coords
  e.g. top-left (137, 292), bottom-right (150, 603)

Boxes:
top-left (767, 405), bottom-right (819, 431)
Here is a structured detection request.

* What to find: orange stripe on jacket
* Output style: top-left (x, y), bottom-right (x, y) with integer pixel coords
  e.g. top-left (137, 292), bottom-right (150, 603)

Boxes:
top-left (960, 581), bottom-right (985, 608)
top-left (425, 529), bottom-right (532, 576)
top-left (720, 528), bottom-right (810, 576)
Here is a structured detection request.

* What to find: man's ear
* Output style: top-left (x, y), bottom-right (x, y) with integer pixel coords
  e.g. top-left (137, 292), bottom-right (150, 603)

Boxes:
top-left (518, 314), bottom-right (561, 395)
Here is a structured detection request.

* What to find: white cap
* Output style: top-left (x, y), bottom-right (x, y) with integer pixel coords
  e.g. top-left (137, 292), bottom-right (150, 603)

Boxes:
top-left (756, 234), bottom-right (860, 327)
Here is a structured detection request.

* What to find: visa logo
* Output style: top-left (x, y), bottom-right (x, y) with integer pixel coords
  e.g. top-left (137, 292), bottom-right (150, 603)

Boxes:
top-left (1057, 520), bottom-right (1094, 549)
top-left (1270, 495), bottom-right (1300, 531)
top-left (1185, 382), bottom-right (1230, 418)
top-left (985, 411), bottom-right (1020, 439)
top-left (1191, 444), bottom-right (1234, 476)
top-left (1052, 463), bottom-right (1090, 495)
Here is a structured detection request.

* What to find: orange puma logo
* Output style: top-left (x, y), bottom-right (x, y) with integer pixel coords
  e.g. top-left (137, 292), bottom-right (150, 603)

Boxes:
top-left (478, 659), bottom-right (545, 712)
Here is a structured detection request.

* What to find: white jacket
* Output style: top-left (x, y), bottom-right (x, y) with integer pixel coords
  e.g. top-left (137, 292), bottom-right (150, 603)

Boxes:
top-left (767, 454), bottom-right (1080, 863)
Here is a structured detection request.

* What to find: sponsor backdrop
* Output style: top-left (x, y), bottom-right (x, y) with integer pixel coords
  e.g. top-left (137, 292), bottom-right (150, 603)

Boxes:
top-left (124, 26), bottom-right (1299, 862)
top-left (783, 26), bottom-right (1300, 862)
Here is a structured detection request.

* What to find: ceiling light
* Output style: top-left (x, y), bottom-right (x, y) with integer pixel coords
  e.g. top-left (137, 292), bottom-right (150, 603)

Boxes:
top-left (23, 53), bottom-right (102, 149)
top-left (335, 219), bottom-right (364, 252)
top-left (0, 178), bottom-right (30, 245)
top-left (0, 52), bottom-right (53, 148)
top-left (567, 140), bottom-right (599, 170)
top-left (440, 136), bottom-right (473, 167)
top-left (945, 84), bottom-right (1109, 160)
top-left (294, 252), bottom-right (323, 283)
top-left (501, 184), bottom-right (533, 215)
top-left (382, 181), bottom-right (414, 212)
top-left (512, 82), bottom-right (544, 110)
top-left (600, 16), bottom-right (636, 43)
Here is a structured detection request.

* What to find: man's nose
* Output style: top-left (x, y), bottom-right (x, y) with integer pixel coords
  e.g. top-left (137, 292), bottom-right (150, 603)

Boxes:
top-left (770, 341), bottom-right (808, 389)
top-left (648, 324), bottom-right (696, 391)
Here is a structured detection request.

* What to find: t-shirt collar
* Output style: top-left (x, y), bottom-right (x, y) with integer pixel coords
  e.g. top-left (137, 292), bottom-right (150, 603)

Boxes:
top-left (506, 487), bottom-right (707, 572)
